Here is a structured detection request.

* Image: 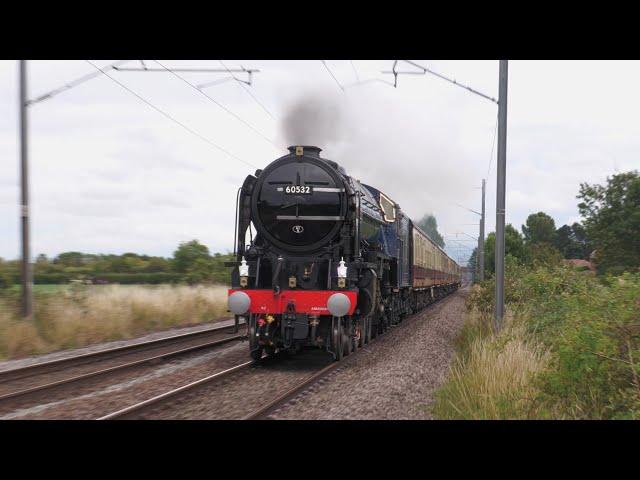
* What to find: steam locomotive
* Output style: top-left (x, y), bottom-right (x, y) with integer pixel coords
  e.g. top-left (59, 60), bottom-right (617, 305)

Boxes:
top-left (227, 146), bottom-right (460, 361)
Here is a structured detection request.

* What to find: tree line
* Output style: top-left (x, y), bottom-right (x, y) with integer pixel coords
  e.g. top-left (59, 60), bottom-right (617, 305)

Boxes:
top-left (0, 240), bottom-right (233, 288)
top-left (468, 170), bottom-right (640, 277)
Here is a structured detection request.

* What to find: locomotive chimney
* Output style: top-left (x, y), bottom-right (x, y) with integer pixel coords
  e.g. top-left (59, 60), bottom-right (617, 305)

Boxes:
top-left (288, 145), bottom-right (322, 157)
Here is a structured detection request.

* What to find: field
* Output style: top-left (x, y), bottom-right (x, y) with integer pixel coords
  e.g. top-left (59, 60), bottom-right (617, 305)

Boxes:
top-left (8, 284), bottom-right (70, 294)
top-left (0, 284), bottom-right (230, 360)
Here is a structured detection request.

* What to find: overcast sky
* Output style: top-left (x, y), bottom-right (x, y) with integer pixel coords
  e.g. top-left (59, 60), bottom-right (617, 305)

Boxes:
top-left (1, 60), bottom-right (638, 265)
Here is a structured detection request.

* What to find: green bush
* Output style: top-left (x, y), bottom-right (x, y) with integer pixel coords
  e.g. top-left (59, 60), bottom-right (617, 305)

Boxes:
top-left (451, 262), bottom-right (640, 419)
top-left (34, 273), bottom-right (73, 284)
top-left (91, 273), bottom-right (185, 284)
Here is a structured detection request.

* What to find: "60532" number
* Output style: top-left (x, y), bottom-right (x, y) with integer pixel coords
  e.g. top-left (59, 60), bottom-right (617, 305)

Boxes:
top-left (284, 185), bottom-right (312, 194)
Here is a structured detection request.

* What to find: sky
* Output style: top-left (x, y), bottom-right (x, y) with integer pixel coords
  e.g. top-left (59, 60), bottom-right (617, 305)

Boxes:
top-left (1, 60), bottom-right (638, 266)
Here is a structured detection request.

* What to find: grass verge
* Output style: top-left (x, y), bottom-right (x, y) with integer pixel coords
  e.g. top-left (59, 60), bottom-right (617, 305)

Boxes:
top-left (0, 284), bottom-right (229, 360)
top-left (432, 297), bottom-right (550, 419)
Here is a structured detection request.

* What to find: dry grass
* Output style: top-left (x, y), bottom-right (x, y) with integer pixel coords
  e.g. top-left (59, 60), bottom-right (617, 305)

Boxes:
top-left (0, 284), bottom-right (229, 360)
top-left (432, 311), bottom-right (550, 419)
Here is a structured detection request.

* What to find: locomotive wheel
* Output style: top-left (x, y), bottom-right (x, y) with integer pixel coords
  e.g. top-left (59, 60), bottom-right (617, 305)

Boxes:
top-left (342, 325), bottom-right (351, 356)
top-left (366, 317), bottom-right (372, 344)
top-left (251, 346), bottom-right (264, 361)
top-left (333, 321), bottom-right (343, 361)
top-left (264, 345), bottom-right (276, 356)
top-left (352, 322), bottom-right (360, 352)
top-left (358, 319), bottom-right (366, 348)
top-left (248, 315), bottom-right (257, 349)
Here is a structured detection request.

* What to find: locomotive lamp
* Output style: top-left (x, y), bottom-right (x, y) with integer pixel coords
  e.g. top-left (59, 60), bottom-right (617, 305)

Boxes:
top-left (239, 256), bottom-right (249, 287)
top-left (337, 257), bottom-right (347, 288)
top-left (327, 292), bottom-right (351, 317)
top-left (228, 290), bottom-right (251, 315)
top-left (289, 276), bottom-right (297, 288)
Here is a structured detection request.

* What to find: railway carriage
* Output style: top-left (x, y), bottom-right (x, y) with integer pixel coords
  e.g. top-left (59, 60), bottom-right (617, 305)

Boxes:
top-left (227, 146), bottom-right (460, 361)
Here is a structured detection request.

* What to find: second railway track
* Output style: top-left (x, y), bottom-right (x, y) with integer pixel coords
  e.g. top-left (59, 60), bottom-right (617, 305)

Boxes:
top-left (0, 320), bottom-right (246, 412)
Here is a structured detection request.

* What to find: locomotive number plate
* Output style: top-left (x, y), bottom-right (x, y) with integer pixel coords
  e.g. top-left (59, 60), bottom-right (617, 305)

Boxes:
top-left (283, 185), bottom-right (313, 194)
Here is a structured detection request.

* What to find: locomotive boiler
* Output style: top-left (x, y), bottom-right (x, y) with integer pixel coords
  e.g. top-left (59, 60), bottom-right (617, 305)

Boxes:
top-left (227, 145), bottom-right (460, 361)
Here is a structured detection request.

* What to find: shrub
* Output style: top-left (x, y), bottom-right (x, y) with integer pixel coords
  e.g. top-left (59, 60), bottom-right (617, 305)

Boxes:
top-left (434, 263), bottom-right (640, 419)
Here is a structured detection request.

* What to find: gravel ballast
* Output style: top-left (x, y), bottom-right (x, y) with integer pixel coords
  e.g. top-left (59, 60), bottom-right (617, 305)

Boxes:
top-left (269, 289), bottom-right (468, 420)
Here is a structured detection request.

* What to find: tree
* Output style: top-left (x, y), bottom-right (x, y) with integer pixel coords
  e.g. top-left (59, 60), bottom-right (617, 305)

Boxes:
top-left (578, 171), bottom-right (640, 274)
top-left (467, 247), bottom-right (480, 282)
top-left (0, 258), bottom-right (13, 290)
top-left (172, 240), bottom-right (212, 273)
top-left (554, 223), bottom-right (591, 259)
top-left (54, 251), bottom-right (87, 267)
top-left (528, 242), bottom-right (563, 267)
top-left (484, 224), bottom-right (526, 274)
top-left (184, 257), bottom-right (215, 285)
top-left (416, 214), bottom-right (445, 248)
top-left (522, 212), bottom-right (556, 245)
top-left (144, 257), bottom-right (171, 273)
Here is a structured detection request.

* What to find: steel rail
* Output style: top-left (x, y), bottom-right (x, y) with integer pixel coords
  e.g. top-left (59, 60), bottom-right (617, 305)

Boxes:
top-left (97, 360), bottom-right (255, 420)
top-left (0, 319), bottom-right (242, 383)
top-left (0, 333), bottom-right (245, 404)
top-left (242, 361), bottom-right (342, 420)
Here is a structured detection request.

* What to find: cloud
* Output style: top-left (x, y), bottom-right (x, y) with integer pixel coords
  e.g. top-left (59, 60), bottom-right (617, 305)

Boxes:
top-left (2, 60), bottom-right (640, 266)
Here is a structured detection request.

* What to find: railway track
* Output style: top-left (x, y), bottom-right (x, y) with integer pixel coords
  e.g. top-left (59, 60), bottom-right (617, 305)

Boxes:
top-left (97, 360), bottom-right (256, 419)
top-left (242, 360), bottom-right (344, 420)
top-left (0, 319), bottom-right (246, 410)
top-left (98, 294), bottom-right (451, 420)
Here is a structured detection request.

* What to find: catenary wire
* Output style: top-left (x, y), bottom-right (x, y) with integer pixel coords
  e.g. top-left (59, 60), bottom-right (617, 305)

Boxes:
top-left (321, 61), bottom-right (345, 92)
top-left (28, 60), bottom-right (131, 105)
top-left (486, 111), bottom-right (499, 179)
top-left (153, 60), bottom-right (276, 148)
top-left (85, 61), bottom-right (256, 170)
top-left (350, 60), bottom-right (360, 83)
top-left (219, 60), bottom-right (276, 120)
top-left (397, 60), bottom-right (497, 104)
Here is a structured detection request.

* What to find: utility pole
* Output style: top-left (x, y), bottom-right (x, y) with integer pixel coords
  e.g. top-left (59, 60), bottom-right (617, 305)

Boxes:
top-left (478, 178), bottom-right (486, 281)
top-left (19, 60), bottom-right (33, 319)
top-left (494, 60), bottom-right (508, 330)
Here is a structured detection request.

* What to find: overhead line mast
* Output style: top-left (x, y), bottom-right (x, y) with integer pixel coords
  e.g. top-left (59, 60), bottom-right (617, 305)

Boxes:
top-left (387, 59), bottom-right (508, 330)
top-left (19, 61), bottom-right (32, 319)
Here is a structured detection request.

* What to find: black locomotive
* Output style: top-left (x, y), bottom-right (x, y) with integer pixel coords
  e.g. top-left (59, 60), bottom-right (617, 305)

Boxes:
top-left (227, 145), bottom-right (460, 361)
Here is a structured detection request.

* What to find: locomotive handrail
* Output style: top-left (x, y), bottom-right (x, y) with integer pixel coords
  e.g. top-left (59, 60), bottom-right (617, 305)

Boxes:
top-left (276, 215), bottom-right (344, 221)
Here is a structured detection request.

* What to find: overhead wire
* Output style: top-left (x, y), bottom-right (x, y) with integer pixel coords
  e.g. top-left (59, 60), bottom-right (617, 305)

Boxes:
top-left (85, 60), bottom-right (256, 170)
top-left (350, 60), bottom-right (360, 83)
top-left (153, 60), bottom-right (276, 148)
top-left (486, 111), bottom-right (499, 179)
top-left (321, 61), bottom-right (345, 92)
top-left (28, 60), bottom-right (131, 105)
top-left (218, 60), bottom-right (276, 120)
top-left (396, 60), bottom-right (497, 104)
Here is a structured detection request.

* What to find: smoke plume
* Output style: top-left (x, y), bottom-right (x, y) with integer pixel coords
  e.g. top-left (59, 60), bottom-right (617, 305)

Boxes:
top-left (279, 90), bottom-right (346, 148)
top-left (277, 87), bottom-right (478, 255)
